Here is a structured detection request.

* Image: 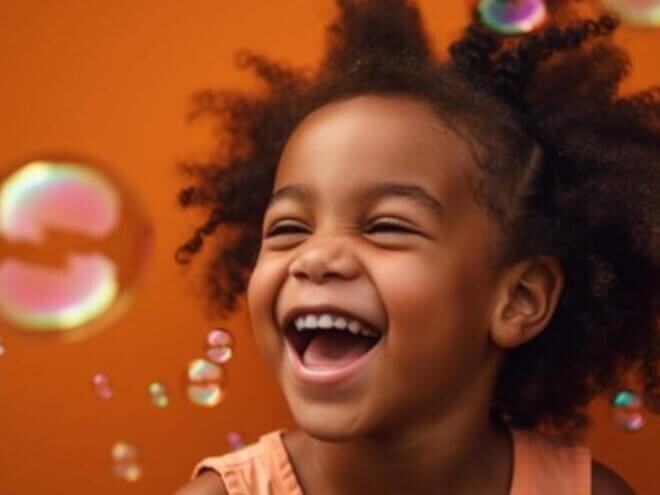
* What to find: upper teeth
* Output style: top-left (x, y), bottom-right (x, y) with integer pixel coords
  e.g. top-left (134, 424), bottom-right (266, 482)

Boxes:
top-left (293, 313), bottom-right (380, 338)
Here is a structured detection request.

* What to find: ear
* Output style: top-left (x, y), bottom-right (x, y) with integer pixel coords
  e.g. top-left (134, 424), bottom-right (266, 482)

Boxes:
top-left (489, 256), bottom-right (564, 349)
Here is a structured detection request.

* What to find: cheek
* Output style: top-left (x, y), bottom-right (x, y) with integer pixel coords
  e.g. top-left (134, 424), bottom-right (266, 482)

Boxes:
top-left (375, 253), bottom-right (489, 374)
top-left (247, 254), bottom-right (283, 313)
top-left (246, 259), bottom-right (286, 361)
top-left (377, 253), bottom-right (466, 331)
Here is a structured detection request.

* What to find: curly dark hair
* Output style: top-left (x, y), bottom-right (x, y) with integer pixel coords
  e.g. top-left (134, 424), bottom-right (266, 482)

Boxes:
top-left (175, 0), bottom-right (659, 434)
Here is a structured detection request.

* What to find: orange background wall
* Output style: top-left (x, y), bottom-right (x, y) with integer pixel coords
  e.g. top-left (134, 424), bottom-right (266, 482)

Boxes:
top-left (0, 1), bottom-right (657, 493)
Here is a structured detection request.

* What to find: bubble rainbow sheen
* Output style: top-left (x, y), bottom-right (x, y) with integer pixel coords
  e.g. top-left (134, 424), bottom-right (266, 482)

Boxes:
top-left (478, 0), bottom-right (548, 35)
top-left (148, 381), bottom-right (169, 408)
top-left (0, 161), bottom-right (119, 243)
top-left (206, 328), bottom-right (234, 364)
top-left (601, 0), bottom-right (660, 26)
top-left (0, 255), bottom-right (118, 330)
top-left (92, 373), bottom-right (114, 399)
top-left (0, 160), bottom-right (152, 337)
top-left (111, 441), bottom-right (142, 482)
top-left (610, 389), bottom-right (645, 432)
top-left (207, 328), bottom-right (234, 348)
top-left (186, 358), bottom-right (225, 407)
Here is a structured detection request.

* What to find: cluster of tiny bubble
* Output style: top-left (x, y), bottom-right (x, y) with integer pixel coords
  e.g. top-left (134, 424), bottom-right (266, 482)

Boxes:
top-left (148, 381), bottom-right (169, 408)
top-left (206, 328), bottom-right (234, 364)
top-left (92, 373), bottom-right (113, 399)
top-left (91, 372), bottom-right (168, 482)
top-left (610, 389), bottom-right (646, 432)
top-left (111, 441), bottom-right (142, 482)
top-left (185, 328), bottom-right (235, 407)
top-left (86, 328), bottom-right (236, 482)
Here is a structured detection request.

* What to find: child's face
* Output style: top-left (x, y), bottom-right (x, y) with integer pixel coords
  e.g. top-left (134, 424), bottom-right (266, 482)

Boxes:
top-left (247, 94), bottom-right (506, 439)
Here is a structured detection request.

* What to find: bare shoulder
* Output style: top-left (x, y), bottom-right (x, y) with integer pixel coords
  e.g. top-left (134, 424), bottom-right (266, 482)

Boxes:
top-left (173, 470), bottom-right (228, 495)
top-left (591, 460), bottom-right (635, 495)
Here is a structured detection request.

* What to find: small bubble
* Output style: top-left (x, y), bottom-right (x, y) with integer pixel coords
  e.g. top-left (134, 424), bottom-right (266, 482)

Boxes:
top-left (111, 441), bottom-right (142, 482)
top-left (186, 358), bottom-right (225, 407)
top-left (206, 328), bottom-right (234, 364)
top-left (92, 373), bottom-right (113, 399)
top-left (610, 390), bottom-right (645, 432)
top-left (478, 0), bottom-right (548, 35)
top-left (206, 346), bottom-right (233, 364)
top-left (0, 336), bottom-right (5, 356)
top-left (226, 431), bottom-right (245, 451)
top-left (148, 381), bottom-right (169, 408)
top-left (207, 328), bottom-right (234, 347)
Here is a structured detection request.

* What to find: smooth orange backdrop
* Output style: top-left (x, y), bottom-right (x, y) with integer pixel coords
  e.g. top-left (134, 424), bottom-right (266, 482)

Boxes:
top-left (0, 1), bottom-right (657, 493)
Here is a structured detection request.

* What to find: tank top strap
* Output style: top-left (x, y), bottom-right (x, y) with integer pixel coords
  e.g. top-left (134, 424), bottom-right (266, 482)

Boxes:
top-left (191, 444), bottom-right (260, 495)
top-left (509, 427), bottom-right (591, 495)
top-left (191, 429), bottom-right (303, 495)
top-left (258, 429), bottom-right (305, 495)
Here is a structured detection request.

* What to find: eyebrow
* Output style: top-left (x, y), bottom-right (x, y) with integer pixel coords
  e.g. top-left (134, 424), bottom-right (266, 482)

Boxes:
top-left (267, 182), bottom-right (444, 218)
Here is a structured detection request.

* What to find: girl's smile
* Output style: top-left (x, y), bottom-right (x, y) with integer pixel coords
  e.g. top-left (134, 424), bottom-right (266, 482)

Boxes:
top-left (247, 93), bottom-right (508, 442)
top-left (177, 3), bottom-right (651, 491)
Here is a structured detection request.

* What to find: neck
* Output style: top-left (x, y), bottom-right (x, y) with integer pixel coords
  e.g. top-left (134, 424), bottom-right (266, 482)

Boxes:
top-left (289, 391), bottom-right (513, 495)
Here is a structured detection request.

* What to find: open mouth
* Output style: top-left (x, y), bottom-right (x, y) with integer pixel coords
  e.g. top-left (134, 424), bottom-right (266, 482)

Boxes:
top-left (284, 325), bottom-right (382, 369)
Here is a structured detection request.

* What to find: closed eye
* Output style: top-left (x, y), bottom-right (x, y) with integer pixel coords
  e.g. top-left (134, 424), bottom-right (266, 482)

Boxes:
top-left (366, 220), bottom-right (416, 234)
top-left (265, 220), bottom-right (416, 237)
top-left (265, 223), bottom-right (306, 237)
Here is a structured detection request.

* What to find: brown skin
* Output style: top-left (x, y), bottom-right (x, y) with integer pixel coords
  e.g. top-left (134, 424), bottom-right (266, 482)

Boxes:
top-left (175, 94), bottom-right (632, 495)
top-left (246, 94), bottom-right (554, 494)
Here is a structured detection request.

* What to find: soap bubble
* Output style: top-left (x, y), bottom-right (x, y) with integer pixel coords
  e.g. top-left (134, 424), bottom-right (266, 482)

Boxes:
top-left (111, 441), bottom-right (142, 482)
top-left (207, 328), bottom-right (234, 348)
top-left (610, 389), bottom-right (645, 432)
top-left (206, 328), bottom-right (234, 364)
top-left (186, 358), bottom-right (225, 407)
top-left (92, 373), bottom-right (113, 399)
top-left (148, 381), bottom-right (169, 408)
top-left (478, 0), bottom-right (548, 35)
top-left (601, 0), bottom-right (660, 26)
top-left (206, 346), bottom-right (233, 364)
top-left (226, 431), bottom-right (245, 451)
top-left (0, 159), bottom-right (152, 341)
top-left (0, 336), bottom-right (5, 356)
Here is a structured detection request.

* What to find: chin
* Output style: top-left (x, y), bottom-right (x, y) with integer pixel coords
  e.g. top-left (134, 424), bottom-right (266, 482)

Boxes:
top-left (295, 417), bottom-right (360, 443)
top-left (283, 393), bottom-right (376, 442)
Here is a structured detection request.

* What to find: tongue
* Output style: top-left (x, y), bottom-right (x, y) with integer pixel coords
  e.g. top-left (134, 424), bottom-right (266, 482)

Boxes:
top-left (302, 331), bottom-right (376, 368)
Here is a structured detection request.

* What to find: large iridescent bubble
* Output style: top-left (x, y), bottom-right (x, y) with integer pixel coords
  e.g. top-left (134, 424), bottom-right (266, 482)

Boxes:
top-left (601, 0), bottom-right (660, 26)
top-left (0, 160), bottom-right (152, 340)
top-left (478, 0), bottom-right (548, 35)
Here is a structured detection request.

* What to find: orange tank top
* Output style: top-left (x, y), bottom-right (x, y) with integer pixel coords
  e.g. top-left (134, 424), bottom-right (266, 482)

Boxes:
top-left (191, 427), bottom-right (591, 494)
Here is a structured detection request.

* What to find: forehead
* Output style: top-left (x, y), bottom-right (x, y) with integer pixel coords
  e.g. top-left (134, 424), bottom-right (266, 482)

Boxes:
top-left (274, 94), bottom-right (477, 204)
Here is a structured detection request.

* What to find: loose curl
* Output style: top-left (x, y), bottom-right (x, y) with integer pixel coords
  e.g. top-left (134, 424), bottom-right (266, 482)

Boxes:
top-left (176, 0), bottom-right (659, 434)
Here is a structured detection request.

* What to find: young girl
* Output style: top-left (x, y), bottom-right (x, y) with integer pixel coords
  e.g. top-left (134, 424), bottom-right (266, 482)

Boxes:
top-left (174, 1), bottom-right (658, 493)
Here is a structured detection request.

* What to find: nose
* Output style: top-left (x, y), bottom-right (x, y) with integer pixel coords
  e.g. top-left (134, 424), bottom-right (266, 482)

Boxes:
top-left (288, 235), bottom-right (359, 284)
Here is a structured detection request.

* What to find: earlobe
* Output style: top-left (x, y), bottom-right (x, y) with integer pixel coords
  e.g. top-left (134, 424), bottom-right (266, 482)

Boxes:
top-left (490, 256), bottom-right (564, 349)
